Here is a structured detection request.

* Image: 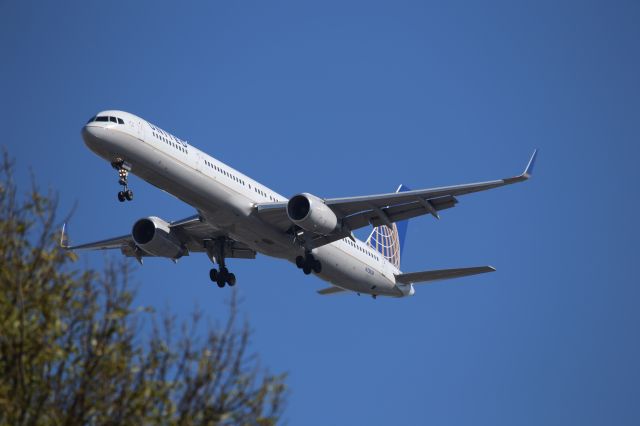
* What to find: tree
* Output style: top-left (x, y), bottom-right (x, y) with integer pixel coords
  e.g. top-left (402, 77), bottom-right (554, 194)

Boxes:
top-left (0, 152), bottom-right (287, 425)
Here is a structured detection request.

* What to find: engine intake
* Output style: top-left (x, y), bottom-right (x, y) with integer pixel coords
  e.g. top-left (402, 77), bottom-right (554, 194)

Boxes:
top-left (287, 193), bottom-right (339, 235)
top-left (132, 216), bottom-right (185, 259)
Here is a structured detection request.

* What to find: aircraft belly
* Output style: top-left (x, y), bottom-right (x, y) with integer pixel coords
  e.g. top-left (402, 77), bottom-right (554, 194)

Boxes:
top-left (102, 133), bottom-right (400, 296)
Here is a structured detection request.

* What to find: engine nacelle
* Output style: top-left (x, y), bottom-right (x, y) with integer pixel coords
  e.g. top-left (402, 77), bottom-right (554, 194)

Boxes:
top-left (287, 193), bottom-right (339, 235)
top-left (131, 216), bottom-right (185, 259)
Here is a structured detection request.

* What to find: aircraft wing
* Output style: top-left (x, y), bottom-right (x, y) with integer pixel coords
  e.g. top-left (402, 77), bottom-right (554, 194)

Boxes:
top-left (61, 226), bottom-right (131, 250)
top-left (256, 150), bottom-right (537, 247)
top-left (61, 214), bottom-right (256, 260)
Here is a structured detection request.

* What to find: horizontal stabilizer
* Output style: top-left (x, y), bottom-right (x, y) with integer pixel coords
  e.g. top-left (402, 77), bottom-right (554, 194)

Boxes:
top-left (395, 266), bottom-right (495, 284)
top-left (317, 286), bottom-right (347, 295)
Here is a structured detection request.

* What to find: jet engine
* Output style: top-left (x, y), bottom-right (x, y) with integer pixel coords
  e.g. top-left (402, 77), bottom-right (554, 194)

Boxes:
top-left (287, 193), bottom-right (339, 235)
top-left (131, 216), bottom-right (186, 259)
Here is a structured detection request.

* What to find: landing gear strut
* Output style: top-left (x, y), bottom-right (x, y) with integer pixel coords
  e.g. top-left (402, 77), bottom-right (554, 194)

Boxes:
top-left (112, 159), bottom-right (133, 202)
top-left (295, 252), bottom-right (321, 275)
top-left (207, 238), bottom-right (236, 288)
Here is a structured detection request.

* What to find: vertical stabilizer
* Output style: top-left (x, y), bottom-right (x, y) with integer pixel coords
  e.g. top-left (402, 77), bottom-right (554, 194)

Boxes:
top-left (366, 184), bottom-right (410, 269)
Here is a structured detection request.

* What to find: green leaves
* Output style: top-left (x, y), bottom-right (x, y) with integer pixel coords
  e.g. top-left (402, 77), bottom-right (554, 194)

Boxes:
top-left (0, 152), bottom-right (287, 426)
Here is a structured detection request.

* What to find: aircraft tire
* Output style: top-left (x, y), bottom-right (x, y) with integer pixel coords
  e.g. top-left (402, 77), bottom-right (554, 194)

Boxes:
top-left (295, 256), bottom-right (305, 268)
top-left (209, 268), bottom-right (218, 281)
top-left (227, 273), bottom-right (236, 286)
top-left (303, 266), bottom-right (312, 275)
top-left (117, 191), bottom-right (126, 202)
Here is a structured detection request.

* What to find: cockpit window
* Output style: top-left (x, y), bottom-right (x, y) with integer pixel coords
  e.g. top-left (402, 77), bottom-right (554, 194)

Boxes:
top-left (88, 115), bottom-right (125, 124)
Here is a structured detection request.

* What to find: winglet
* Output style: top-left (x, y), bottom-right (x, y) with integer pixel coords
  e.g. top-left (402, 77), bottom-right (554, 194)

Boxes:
top-left (523, 149), bottom-right (538, 178)
top-left (60, 223), bottom-right (70, 249)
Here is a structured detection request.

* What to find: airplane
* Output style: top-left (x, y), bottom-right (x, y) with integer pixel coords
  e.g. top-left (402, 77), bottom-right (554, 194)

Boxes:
top-left (62, 110), bottom-right (537, 298)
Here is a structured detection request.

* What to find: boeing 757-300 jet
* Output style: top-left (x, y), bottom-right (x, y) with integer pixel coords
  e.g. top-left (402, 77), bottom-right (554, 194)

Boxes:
top-left (62, 110), bottom-right (536, 298)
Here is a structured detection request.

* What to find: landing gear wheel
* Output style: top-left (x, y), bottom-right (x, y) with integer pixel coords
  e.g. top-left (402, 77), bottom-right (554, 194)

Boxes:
top-left (125, 189), bottom-right (133, 201)
top-left (298, 253), bottom-right (321, 275)
top-left (117, 191), bottom-right (126, 202)
top-left (227, 273), bottom-right (236, 286)
top-left (216, 278), bottom-right (226, 288)
top-left (209, 268), bottom-right (218, 282)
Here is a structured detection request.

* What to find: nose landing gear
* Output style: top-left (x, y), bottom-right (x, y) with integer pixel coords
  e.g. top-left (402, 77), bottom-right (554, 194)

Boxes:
top-left (117, 189), bottom-right (133, 202)
top-left (112, 159), bottom-right (133, 202)
top-left (295, 252), bottom-right (322, 275)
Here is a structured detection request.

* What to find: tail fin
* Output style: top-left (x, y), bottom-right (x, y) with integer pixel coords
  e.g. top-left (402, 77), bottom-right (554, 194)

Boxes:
top-left (366, 184), bottom-right (410, 269)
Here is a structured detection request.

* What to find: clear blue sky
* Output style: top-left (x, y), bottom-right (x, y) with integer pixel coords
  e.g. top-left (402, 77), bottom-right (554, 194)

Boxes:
top-left (2, 1), bottom-right (639, 424)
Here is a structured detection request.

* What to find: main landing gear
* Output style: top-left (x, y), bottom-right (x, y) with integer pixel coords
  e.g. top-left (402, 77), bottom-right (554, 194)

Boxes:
top-left (209, 267), bottom-right (236, 288)
top-left (295, 252), bottom-right (322, 275)
top-left (112, 159), bottom-right (133, 202)
top-left (207, 238), bottom-right (236, 288)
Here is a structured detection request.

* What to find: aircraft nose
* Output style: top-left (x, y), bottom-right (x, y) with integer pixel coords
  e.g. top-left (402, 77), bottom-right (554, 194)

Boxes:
top-left (81, 124), bottom-right (110, 152)
top-left (82, 124), bottom-right (99, 145)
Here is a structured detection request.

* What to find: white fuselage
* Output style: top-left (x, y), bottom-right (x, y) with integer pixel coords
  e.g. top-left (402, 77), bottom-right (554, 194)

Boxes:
top-left (82, 110), bottom-right (414, 297)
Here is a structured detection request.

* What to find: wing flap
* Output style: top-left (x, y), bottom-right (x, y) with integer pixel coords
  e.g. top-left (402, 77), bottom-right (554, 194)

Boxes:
top-left (343, 195), bottom-right (458, 230)
top-left (395, 266), bottom-right (496, 284)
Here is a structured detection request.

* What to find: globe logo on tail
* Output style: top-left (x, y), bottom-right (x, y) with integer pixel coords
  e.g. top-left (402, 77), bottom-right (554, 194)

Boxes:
top-left (366, 184), bottom-right (411, 270)
top-left (366, 223), bottom-right (402, 269)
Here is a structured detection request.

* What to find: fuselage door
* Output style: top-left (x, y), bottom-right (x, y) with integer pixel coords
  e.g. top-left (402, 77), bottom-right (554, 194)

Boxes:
top-left (195, 151), bottom-right (204, 172)
top-left (136, 120), bottom-right (145, 140)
